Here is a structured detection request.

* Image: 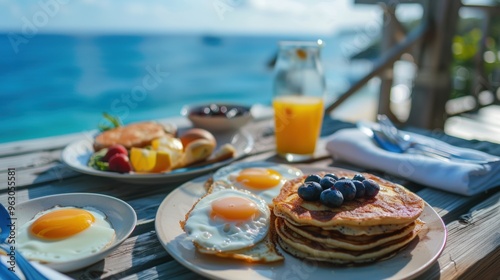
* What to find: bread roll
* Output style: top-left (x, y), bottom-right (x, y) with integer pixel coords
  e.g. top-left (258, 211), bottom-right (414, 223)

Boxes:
top-left (179, 128), bottom-right (216, 149)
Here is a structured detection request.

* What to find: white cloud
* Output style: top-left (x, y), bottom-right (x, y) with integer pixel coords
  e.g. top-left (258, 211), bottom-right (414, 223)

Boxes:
top-left (248, 0), bottom-right (308, 15)
top-left (0, 0), bottom-right (388, 35)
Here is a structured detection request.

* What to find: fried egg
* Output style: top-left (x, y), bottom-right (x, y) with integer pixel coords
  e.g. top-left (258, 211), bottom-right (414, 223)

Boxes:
top-left (17, 206), bottom-right (115, 263)
top-left (183, 189), bottom-right (270, 252)
top-left (212, 162), bottom-right (303, 206)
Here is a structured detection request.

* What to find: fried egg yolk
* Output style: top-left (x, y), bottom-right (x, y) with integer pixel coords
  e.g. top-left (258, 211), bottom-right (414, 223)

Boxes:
top-left (211, 196), bottom-right (258, 221)
top-left (30, 208), bottom-right (95, 239)
top-left (184, 189), bottom-right (270, 252)
top-left (18, 206), bottom-right (115, 264)
top-left (235, 168), bottom-right (282, 190)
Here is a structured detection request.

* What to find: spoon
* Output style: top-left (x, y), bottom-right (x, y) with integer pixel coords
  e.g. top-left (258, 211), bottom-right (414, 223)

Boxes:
top-left (0, 204), bottom-right (49, 280)
top-left (357, 121), bottom-right (403, 153)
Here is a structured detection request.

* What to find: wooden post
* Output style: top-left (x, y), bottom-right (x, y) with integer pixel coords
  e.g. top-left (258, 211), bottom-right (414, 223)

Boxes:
top-left (377, 4), bottom-right (398, 120)
top-left (406, 0), bottom-right (461, 129)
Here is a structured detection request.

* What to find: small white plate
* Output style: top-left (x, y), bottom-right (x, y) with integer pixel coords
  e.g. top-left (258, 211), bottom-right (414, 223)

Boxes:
top-left (15, 193), bottom-right (137, 273)
top-left (61, 129), bottom-right (254, 184)
top-left (155, 167), bottom-right (447, 280)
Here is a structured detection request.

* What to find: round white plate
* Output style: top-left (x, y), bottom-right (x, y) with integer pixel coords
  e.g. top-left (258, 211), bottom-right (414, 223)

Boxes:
top-left (61, 129), bottom-right (254, 184)
top-left (15, 193), bottom-right (137, 273)
top-left (155, 167), bottom-right (447, 280)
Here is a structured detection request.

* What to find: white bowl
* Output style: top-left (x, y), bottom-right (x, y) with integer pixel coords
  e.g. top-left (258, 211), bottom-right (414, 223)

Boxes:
top-left (181, 103), bottom-right (252, 132)
top-left (15, 193), bottom-right (137, 273)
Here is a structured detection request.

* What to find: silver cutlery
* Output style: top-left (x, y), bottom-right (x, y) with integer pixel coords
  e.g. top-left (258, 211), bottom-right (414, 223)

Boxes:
top-left (377, 115), bottom-right (500, 164)
top-left (357, 121), bottom-right (403, 153)
top-left (358, 121), bottom-right (453, 161)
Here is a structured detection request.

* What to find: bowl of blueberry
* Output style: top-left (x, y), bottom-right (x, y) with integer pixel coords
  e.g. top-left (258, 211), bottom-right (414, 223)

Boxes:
top-left (181, 103), bottom-right (252, 132)
top-left (297, 173), bottom-right (380, 207)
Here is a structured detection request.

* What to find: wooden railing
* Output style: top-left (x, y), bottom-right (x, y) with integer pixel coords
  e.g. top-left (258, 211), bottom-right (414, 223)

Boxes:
top-left (326, 0), bottom-right (500, 129)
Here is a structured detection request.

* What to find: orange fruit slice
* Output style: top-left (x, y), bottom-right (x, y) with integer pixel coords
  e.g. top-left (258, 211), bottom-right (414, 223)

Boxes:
top-left (151, 150), bottom-right (173, 173)
top-left (130, 147), bottom-right (156, 172)
top-left (151, 136), bottom-right (184, 168)
top-left (130, 147), bottom-right (175, 173)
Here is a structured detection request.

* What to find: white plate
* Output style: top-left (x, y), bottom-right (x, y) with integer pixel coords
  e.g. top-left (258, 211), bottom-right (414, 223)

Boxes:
top-left (61, 129), bottom-right (254, 184)
top-left (155, 167), bottom-right (447, 280)
top-left (16, 193), bottom-right (137, 273)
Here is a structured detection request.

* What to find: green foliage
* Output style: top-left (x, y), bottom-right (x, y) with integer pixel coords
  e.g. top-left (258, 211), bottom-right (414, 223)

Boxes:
top-left (98, 112), bottom-right (122, 132)
top-left (451, 16), bottom-right (500, 99)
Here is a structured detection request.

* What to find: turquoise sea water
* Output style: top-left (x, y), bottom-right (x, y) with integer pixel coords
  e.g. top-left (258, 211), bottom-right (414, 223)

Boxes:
top-left (0, 32), bottom-right (367, 143)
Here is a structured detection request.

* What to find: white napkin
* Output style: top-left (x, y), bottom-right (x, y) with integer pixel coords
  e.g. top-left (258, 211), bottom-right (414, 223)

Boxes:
top-left (325, 128), bottom-right (500, 196)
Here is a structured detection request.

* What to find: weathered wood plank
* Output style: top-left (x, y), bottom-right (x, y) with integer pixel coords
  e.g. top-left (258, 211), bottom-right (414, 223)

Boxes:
top-left (418, 191), bottom-right (500, 279)
top-left (0, 162), bottom-right (80, 189)
top-left (121, 261), bottom-right (207, 280)
top-left (66, 231), bottom-right (171, 280)
top-left (416, 187), bottom-right (494, 224)
top-left (0, 131), bottom-right (93, 157)
top-left (0, 150), bottom-right (62, 171)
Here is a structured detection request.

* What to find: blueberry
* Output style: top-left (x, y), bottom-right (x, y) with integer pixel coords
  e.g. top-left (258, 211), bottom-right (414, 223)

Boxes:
top-left (363, 179), bottom-right (380, 198)
top-left (334, 179), bottom-right (356, 201)
top-left (319, 177), bottom-right (336, 190)
top-left (297, 182), bottom-right (322, 201)
top-left (320, 188), bottom-right (344, 207)
top-left (338, 176), bottom-right (348, 180)
top-left (353, 180), bottom-right (365, 198)
top-left (352, 173), bottom-right (366, 182)
top-left (324, 173), bottom-right (339, 181)
top-left (304, 174), bottom-right (322, 184)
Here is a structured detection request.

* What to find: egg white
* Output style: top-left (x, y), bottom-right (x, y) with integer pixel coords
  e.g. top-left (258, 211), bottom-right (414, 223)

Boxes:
top-left (212, 163), bottom-right (303, 206)
top-left (184, 189), bottom-right (270, 252)
top-left (17, 206), bottom-right (115, 263)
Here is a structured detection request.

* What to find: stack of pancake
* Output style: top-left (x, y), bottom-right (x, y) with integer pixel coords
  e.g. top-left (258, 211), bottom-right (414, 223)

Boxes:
top-left (272, 171), bottom-right (426, 264)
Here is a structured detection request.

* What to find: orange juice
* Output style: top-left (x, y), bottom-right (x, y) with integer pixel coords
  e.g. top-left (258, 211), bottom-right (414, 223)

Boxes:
top-left (273, 95), bottom-right (324, 156)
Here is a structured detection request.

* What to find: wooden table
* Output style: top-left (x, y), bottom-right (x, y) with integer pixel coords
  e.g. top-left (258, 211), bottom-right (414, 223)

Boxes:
top-left (1, 116), bottom-right (498, 280)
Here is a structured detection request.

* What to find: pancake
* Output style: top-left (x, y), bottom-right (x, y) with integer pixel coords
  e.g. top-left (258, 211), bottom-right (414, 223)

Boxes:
top-left (284, 218), bottom-right (412, 236)
top-left (275, 218), bottom-right (425, 264)
top-left (283, 219), bottom-right (419, 251)
top-left (93, 121), bottom-right (175, 151)
top-left (273, 171), bottom-right (425, 227)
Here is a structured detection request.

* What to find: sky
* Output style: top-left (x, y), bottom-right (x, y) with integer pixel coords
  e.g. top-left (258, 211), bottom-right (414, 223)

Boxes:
top-left (0, 0), bottom-right (423, 35)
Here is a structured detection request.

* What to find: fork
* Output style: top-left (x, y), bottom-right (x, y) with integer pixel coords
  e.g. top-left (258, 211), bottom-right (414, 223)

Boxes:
top-left (376, 115), bottom-right (500, 164)
top-left (0, 204), bottom-right (50, 280)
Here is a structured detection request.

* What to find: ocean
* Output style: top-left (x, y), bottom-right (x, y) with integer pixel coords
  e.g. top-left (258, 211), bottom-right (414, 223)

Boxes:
top-left (0, 32), bottom-right (375, 143)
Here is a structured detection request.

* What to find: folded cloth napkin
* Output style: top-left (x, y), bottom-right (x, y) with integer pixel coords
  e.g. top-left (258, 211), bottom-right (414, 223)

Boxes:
top-left (325, 128), bottom-right (500, 196)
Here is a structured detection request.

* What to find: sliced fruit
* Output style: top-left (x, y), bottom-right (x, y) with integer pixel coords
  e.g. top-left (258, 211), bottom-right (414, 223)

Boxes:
top-left (130, 147), bottom-right (157, 172)
top-left (151, 150), bottom-right (174, 173)
top-left (151, 135), bottom-right (184, 168)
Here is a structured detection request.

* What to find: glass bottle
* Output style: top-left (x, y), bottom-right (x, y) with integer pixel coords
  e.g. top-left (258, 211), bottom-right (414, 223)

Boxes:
top-left (273, 40), bottom-right (326, 98)
top-left (272, 40), bottom-right (326, 161)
